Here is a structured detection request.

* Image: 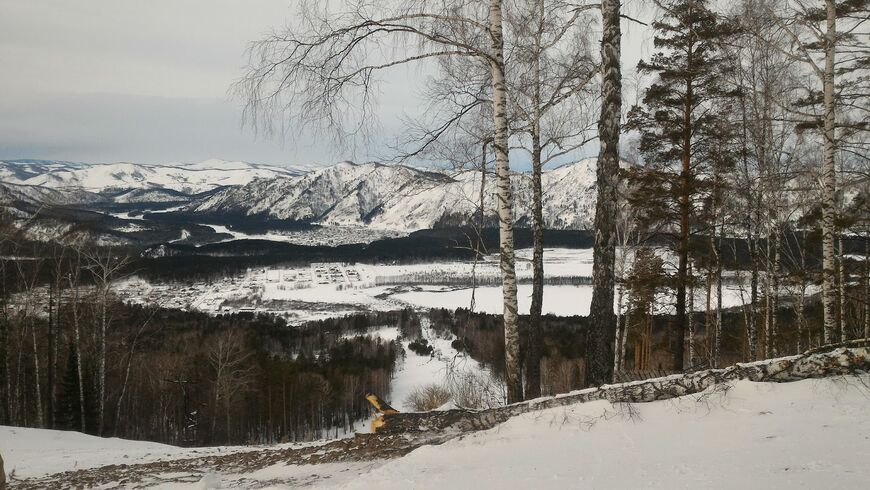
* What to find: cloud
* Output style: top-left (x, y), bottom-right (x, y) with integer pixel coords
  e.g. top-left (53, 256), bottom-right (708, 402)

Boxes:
top-left (0, 1), bottom-right (653, 167)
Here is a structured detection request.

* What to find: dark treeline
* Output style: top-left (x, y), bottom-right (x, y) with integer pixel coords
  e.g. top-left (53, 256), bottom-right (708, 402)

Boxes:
top-left (425, 272), bottom-right (838, 395)
top-left (135, 226), bottom-right (869, 284)
top-left (428, 308), bottom-right (591, 397)
top-left (133, 227), bottom-right (596, 281)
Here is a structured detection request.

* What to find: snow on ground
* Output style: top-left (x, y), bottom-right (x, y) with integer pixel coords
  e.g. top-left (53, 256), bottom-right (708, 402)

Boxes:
top-left (0, 426), bottom-right (334, 481)
top-left (342, 376), bottom-right (870, 490)
top-left (393, 283), bottom-right (753, 317)
top-left (342, 319), bottom-right (496, 416)
top-left (199, 223), bottom-right (406, 246)
top-left (342, 325), bottom-right (401, 343)
top-left (5, 376), bottom-right (867, 488)
top-left (0, 426), bottom-right (176, 479)
top-left (387, 317), bottom-right (496, 412)
top-left (394, 284), bottom-right (591, 316)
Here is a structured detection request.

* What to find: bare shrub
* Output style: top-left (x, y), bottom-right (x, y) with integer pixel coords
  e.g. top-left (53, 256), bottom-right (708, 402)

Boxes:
top-left (445, 369), bottom-right (505, 410)
top-left (404, 383), bottom-right (452, 412)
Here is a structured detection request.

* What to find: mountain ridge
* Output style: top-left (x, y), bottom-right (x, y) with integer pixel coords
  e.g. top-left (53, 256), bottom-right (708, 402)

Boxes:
top-left (0, 158), bottom-right (601, 232)
top-left (185, 159), bottom-right (599, 231)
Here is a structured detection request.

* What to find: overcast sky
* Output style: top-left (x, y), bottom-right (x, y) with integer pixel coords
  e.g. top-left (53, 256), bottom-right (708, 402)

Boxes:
top-left (0, 1), bottom-right (653, 168)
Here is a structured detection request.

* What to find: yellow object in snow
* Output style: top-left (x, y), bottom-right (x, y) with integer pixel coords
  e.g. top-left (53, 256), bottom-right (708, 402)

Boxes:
top-left (366, 393), bottom-right (398, 433)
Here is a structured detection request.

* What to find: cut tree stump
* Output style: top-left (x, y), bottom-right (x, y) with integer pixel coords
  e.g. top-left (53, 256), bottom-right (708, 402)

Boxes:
top-left (374, 341), bottom-right (870, 435)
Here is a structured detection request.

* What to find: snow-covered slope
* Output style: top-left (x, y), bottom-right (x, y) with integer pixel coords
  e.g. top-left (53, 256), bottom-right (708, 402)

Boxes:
top-left (0, 426), bottom-right (178, 479)
top-left (344, 376), bottom-right (870, 490)
top-left (0, 181), bottom-right (100, 207)
top-left (188, 159), bottom-right (600, 231)
top-left (0, 159), bottom-right (302, 194)
top-left (4, 375), bottom-right (868, 488)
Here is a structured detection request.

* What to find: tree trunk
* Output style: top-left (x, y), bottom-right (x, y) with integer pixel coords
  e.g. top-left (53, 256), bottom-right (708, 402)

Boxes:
top-left (738, 63), bottom-right (758, 362)
top-left (705, 268), bottom-right (712, 364)
top-left (674, 44), bottom-right (694, 371)
top-left (488, 0), bottom-right (522, 403)
top-left (527, 122), bottom-right (544, 399)
top-left (864, 237), bottom-right (869, 340)
top-left (586, 0), bottom-right (621, 386)
top-left (771, 222), bottom-right (781, 357)
top-left (820, 0), bottom-right (837, 345)
top-left (715, 258), bottom-right (723, 367)
top-left (687, 258), bottom-right (695, 368)
top-left (70, 275), bottom-right (86, 433)
top-left (797, 233), bottom-right (808, 352)
top-left (525, 15), bottom-right (544, 398)
top-left (30, 320), bottom-right (43, 428)
top-left (470, 141), bottom-right (488, 313)
top-left (47, 281), bottom-right (54, 429)
top-left (764, 229), bottom-right (772, 357)
top-left (99, 287), bottom-right (107, 436)
top-left (614, 282), bottom-right (625, 372)
top-left (838, 236), bottom-right (846, 340)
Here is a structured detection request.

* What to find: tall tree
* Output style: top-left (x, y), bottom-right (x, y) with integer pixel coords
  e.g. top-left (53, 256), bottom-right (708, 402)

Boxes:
top-left (627, 0), bottom-right (739, 370)
top-left (586, 0), bottom-right (622, 386)
top-left (762, 0), bottom-right (870, 344)
top-left (85, 248), bottom-right (129, 436)
top-left (506, 0), bottom-right (598, 396)
top-left (488, 0), bottom-right (524, 403)
top-left (236, 1), bottom-right (525, 401)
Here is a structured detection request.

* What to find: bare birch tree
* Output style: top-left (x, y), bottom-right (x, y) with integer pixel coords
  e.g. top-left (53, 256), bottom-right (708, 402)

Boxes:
top-left (235, 0), bottom-right (525, 401)
top-left (506, 0), bottom-right (598, 396)
top-left (85, 248), bottom-right (130, 435)
top-left (761, 0), bottom-right (869, 344)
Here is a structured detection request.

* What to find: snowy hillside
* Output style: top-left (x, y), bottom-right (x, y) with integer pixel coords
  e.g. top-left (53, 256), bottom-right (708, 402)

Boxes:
top-left (0, 181), bottom-right (101, 207)
top-left (0, 159), bottom-right (302, 194)
top-left (4, 375), bottom-right (868, 488)
top-left (0, 159), bottom-right (600, 232)
top-left (187, 159), bottom-right (600, 231)
top-left (346, 376), bottom-right (870, 490)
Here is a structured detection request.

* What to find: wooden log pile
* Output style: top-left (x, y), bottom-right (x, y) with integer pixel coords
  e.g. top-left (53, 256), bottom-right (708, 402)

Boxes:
top-left (376, 341), bottom-right (870, 435)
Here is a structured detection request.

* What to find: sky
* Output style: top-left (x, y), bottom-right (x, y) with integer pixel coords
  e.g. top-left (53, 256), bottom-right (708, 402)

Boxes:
top-left (0, 1), bottom-right (653, 168)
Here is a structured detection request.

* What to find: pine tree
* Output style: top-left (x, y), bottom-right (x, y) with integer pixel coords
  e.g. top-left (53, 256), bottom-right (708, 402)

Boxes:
top-left (626, 0), bottom-right (740, 370)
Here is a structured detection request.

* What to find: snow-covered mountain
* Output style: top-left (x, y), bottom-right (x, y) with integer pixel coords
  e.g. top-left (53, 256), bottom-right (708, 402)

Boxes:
top-left (187, 159), bottom-right (600, 231)
top-left (0, 159), bottom-right (302, 194)
top-left (0, 158), bottom-right (602, 236)
top-left (0, 180), bottom-right (101, 207)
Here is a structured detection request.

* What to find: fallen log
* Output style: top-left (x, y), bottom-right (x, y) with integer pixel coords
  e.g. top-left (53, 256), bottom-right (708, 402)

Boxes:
top-left (376, 341), bottom-right (870, 435)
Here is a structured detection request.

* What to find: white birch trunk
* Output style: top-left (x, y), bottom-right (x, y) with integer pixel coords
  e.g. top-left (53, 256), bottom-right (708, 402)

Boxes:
top-left (820, 0), bottom-right (837, 344)
top-left (488, 0), bottom-right (522, 403)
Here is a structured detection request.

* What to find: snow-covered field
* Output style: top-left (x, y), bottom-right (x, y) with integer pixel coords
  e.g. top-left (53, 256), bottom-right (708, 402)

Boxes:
top-left (199, 223), bottom-right (407, 246)
top-left (115, 249), bottom-right (601, 322)
top-left (115, 247), bottom-right (761, 323)
top-left (4, 375), bottom-right (868, 488)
